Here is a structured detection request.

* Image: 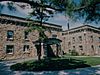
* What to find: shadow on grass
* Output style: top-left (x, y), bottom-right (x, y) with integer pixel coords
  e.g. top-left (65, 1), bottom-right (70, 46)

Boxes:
top-left (10, 58), bottom-right (91, 71)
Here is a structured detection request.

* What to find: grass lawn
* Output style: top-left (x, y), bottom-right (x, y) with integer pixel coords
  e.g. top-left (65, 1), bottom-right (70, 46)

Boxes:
top-left (63, 56), bottom-right (100, 66)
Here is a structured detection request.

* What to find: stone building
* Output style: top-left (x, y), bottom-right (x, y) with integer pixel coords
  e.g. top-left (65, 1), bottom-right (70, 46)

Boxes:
top-left (62, 25), bottom-right (100, 56)
top-left (0, 14), bottom-right (62, 60)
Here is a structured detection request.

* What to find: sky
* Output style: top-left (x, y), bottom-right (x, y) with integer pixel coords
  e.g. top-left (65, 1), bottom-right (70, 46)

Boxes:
top-left (47, 0), bottom-right (100, 30)
top-left (47, 13), bottom-right (100, 30)
top-left (0, 1), bottom-right (99, 30)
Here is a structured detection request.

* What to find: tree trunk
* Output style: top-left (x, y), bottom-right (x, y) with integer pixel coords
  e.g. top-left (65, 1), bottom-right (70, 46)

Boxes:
top-left (37, 6), bottom-right (43, 60)
top-left (37, 42), bottom-right (41, 61)
top-left (38, 54), bottom-right (41, 61)
top-left (56, 44), bottom-right (59, 57)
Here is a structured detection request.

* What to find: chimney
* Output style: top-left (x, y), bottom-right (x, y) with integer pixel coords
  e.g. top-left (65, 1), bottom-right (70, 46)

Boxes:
top-left (67, 22), bottom-right (69, 30)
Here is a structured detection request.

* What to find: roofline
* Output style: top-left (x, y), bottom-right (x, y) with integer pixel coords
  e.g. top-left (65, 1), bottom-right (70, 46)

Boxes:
top-left (0, 13), bottom-right (62, 28)
top-left (0, 13), bottom-right (29, 21)
top-left (63, 25), bottom-right (99, 32)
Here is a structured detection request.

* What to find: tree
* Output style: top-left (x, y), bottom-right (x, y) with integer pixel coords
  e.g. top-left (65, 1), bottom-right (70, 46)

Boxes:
top-left (0, 0), bottom-right (99, 60)
top-left (49, 0), bottom-right (100, 23)
top-left (29, 1), bottom-right (54, 60)
top-left (24, 0), bottom-right (54, 60)
top-left (0, 0), bottom-right (54, 60)
top-left (76, 0), bottom-right (100, 23)
top-left (26, 23), bottom-right (47, 61)
top-left (0, 0), bottom-right (100, 23)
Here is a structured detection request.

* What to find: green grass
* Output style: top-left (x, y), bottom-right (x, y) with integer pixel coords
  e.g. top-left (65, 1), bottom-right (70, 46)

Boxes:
top-left (63, 56), bottom-right (100, 66)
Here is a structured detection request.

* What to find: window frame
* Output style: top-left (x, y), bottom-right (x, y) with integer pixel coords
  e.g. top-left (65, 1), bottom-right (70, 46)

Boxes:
top-left (6, 45), bottom-right (14, 54)
top-left (79, 45), bottom-right (83, 51)
top-left (24, 31), bottom-right (29, 40)
top-left (52, 34), bottom-right (57, 38)
top-left (79, 36), bottom-right (82, 42)
top-left (7, 30), bottom-right (14, 41)
top-left (23, 45), bottom-right (30, 52)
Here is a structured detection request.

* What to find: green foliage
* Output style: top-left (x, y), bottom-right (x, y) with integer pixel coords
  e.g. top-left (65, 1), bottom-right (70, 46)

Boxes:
top-left (10, 58), bottom-right (90, 71)
top-left (10, 63), bottom-right (22, 71)
top-left (0, 0), bottom-right (100, 23)
top-left (25, 22), bottom-right (47, 41)
top-left (75, 0), bottom-right (100, 23)
top-left (48, 0), bottom-right (100, 23)
top-left (0, 4), bottom-right (4, 13)
top-left (7, 2), bottom-right (16, 11)
top-left (29, 0), bottom-right (54, 22)
top-left (25, 22), bottom-right (45, 32)
top-left (69, 49), bottom-right (79, 56)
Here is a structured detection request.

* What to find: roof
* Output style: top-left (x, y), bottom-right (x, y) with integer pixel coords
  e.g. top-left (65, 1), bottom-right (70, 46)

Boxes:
top-left (44, 38), bottom-right (62, 45)
top-left (0, 13), bottom-right (62, 28)
top-left (0, 13), bottom-right (28, 21)
top-left (33, 38), bottom-right (62, 45)
top-left (63, 25), bottom-right (100, 32)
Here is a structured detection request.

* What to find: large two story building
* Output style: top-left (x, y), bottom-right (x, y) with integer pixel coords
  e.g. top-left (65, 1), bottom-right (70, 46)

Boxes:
top-left (62, 25), bottom-right (100, 55)
top-left (0, 14), bottom-right (62, 60)
top-left (0, 13), bottom-right (100, 60)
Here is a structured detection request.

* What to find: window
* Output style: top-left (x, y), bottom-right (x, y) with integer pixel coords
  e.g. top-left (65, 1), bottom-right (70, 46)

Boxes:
top-left (79, 45), bottom-right (83, 51)
top-left (79, 36), bottom-right (82, 42)
top-left (72, 37), bottom-right (75, 43)
top-left (6, 45), bottom-right (14, 54)
top-left (99, 37), bottom-right (100, 42)
top-left (7, 30), bottom-right (14, 41)
top-left (91, 45), bottom-right (94, 51)
top-left (63, 37), bottom-right (65, 40)
top-left (68, 42), bottom-right (71, 47)
top-left (23, 45), bottom-right (29, 52)
top-left (90, 36), bottom-right (93, 42)
top-left (24, 31), bottom-right (29, 40)
top-left (52, 34), bottom-right (57, 38)
top-left (62, 33), bottom-right (64, 35)
top-left (73, 46), bottom-right (75, 50)
top-left (99, 46), bottom-right (100, 49)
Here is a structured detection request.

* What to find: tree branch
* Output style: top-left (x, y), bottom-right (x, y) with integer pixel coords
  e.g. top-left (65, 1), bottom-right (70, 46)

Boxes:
top-left (74, 1), bottom-right (100, 11)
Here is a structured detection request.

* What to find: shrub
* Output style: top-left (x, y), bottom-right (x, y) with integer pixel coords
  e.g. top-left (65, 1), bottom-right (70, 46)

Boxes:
top-left (10, 63), bottom-right (22, 71)
top-left (69, 50), bottom-right (79, 56)
top-left (10, 58), bottom-right (90, 71)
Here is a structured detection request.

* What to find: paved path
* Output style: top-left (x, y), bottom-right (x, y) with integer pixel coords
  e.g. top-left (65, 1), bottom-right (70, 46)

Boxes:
top-left (0, 59), bottom-right (100, 75)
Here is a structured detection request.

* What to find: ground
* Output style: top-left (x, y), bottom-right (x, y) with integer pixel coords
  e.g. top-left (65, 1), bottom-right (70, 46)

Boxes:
top-left (0, 57), bottom-right (100, 75)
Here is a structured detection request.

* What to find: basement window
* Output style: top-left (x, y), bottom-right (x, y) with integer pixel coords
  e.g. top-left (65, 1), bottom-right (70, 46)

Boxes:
top-left (6, 45), bottom-right (14, 54)
top-left (73, 46), bottom-right (76, 50)
top-left (52, 34), bottom-right (57, 38)
top-left (91, 45), bottom-right (94, 51)
top-left (23, 45), bottom-right (30, 52)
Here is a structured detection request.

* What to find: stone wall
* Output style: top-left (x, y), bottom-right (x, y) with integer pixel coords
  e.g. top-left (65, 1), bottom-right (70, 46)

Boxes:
top-left (62, 25), bottom-right (100, 56)
top-left (0, 23), bottom-right (62, 60)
